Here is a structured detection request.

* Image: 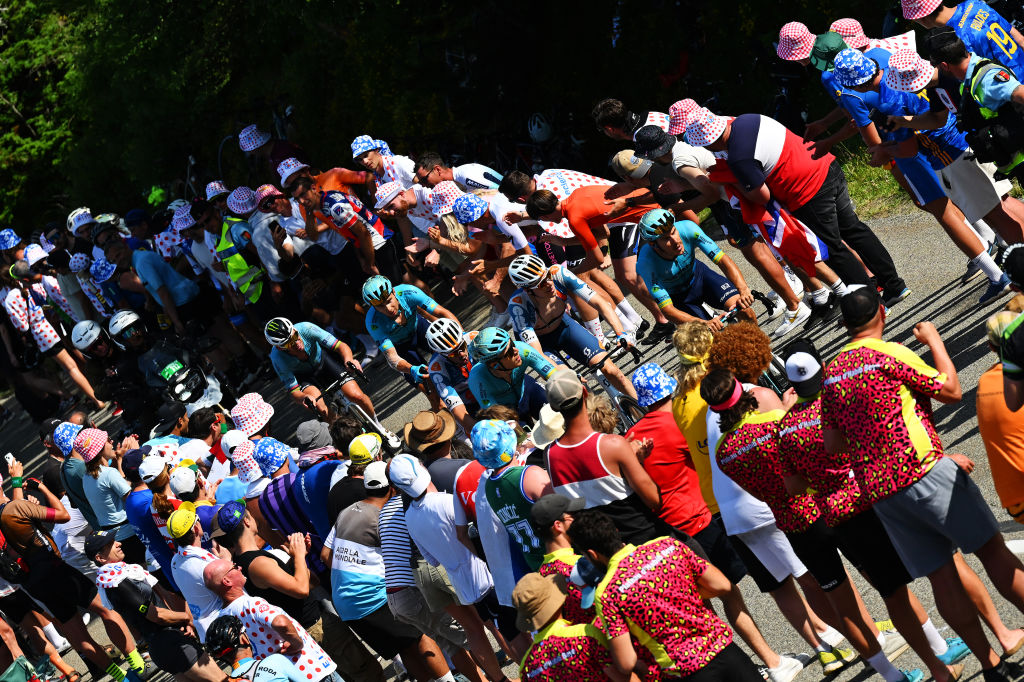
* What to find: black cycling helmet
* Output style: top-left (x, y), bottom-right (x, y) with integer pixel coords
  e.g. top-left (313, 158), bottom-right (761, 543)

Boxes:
top-left (205, 615), bottom-right (244, 659)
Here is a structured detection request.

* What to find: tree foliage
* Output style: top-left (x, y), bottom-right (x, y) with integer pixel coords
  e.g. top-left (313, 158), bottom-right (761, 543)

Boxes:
top-left (0, 0), bottom-right (897, 232)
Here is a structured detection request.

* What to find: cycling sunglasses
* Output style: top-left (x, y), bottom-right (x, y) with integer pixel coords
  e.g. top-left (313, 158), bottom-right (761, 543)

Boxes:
top-left (282, 333), bottom-right (301, 350)
top-left (487, 343), bottom-right (517, 368)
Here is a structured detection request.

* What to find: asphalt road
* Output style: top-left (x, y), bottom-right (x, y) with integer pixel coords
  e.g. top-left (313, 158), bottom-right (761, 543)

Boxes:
top-left (4, 208), bottom-right (1024, 682)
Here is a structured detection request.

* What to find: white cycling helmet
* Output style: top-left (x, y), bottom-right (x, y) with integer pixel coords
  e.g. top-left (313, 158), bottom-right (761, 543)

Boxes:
top-left (426, 318), bottom-right (465, 354)
top-left (528, 113), bottom-right (553, 144)
top-left (166, 199), bottom-right (189, 213)
top-left (66, 207), bottom-right (92, 233)
top-left (508, 254), bottom-right (548, 289)
top-left (264, 317), bottom-right (295, 347)
top-left (108, 309), bottom-right (143, 349)
top-left (71, 320), bottom-right (103, 351)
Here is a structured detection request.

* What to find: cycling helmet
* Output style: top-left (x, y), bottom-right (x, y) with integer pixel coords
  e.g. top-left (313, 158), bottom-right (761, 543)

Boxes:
top-left (205, 615), bottom-right (244, 659)
top-left (508, 254), bottom-right (548, 289)
top-left (471, 326), bottom-right (512, 364)
top-left (90, 220), bottom-right (118, 244)
top-left (362, 275), bottom-right (394, 306)
top-left (71, 320), bottom-right (103, 351)
top-left (638, 208), bottom-right (676, 241)
top-left (264, 317), bottom-right (295, 347)
top-left (66, 207), bottom-right (94, 234)
top-left (528, 113), bottom-right (553, 144)
top-left (471, 419), bottom-right (518, 469)
top-left (426, 318), bottom-right (465, 354)
top-left (166, 199), bottom-right (189, 213)
top-left (108, 309), bottom-right (144, 349)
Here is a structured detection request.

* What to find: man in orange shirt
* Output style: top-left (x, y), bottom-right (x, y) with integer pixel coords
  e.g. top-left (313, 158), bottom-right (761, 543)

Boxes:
top-left (978, 310), bottom-right (1024, 523)
top-left (526, 184), bottom-right (665, 332)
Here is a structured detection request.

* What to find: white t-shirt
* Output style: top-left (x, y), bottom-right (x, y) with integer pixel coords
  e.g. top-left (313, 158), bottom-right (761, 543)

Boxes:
top-left (453, 163), bottom-right (502, 191)
top-left (249, 211), bottom-right (297, 283)
top-left (406, 492), bottom-right (493, 605)
top-left (377, 155), bottom-right (417, 189)
top-left (170, 544), bottom-right (224, 640)
top-left (219, 595), bottom-right (336, 680)
top-left (670, 141), bottom-right (717, 175)
top-left (704, 384), bottom-right (777, 535)
top-left (190, 237), bottom-right (233, 290)
top-left (405, 185), bottom-right (437, 236)
top-left (472, 481), bottom-right (517, 607)
top-left (486, 193), bottom-right (535, 251)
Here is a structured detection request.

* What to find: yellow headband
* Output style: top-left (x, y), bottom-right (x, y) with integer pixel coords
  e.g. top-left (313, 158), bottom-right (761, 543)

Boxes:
top-left (679, 351), bottom-right (709, 366)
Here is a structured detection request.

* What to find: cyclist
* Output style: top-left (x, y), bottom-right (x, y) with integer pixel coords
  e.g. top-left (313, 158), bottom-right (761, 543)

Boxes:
top-left (591, 98), bottom-right (671, 140)
top-left (467, 326), bottom-right (559, 419)
top-left (506, 254), bottom-right (638, 401)
top-left (425, 318), bottom-right (479, 431)
top-left (207, 614), bottom-right (306, 682)
top-left (413, 151), bottom-right (504, 190)
top-left (263, 317), bottom-right (374, 421)
top-left (362, 275), bottom-right (459, 383)
top-left (636, 209), bottom-right (757, 331)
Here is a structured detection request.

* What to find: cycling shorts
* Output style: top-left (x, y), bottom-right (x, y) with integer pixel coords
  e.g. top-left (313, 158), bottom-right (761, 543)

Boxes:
top-left (535, 239), bottom-right (568, 267)
top-left (295, 353), bottom-right (357, 391)
top-left (394, 316), bottom-right (431, 385)
top-left (562, 245), bottom-right (589, 270)
top-left (894, 154), bottom-right (946, 207)
top-left (710, 202), bottom-right (757, 249)
top-left (537, 316), bottom-right (604, 368)
top-left (667, 260), bottom-right (739, 319)
top-left (517, 375), bottom-right (548, 421)
top-left (607, 223), bottom-right (639, 260)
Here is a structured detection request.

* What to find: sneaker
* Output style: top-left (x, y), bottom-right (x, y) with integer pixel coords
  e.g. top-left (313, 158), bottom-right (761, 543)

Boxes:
top-left (804, 293), bottom-right (840, 330)
top-left (766, 655), bottom-right (804, 682)
top-left (641, 321), bottom-right (674, 346)
top-left (980, 273), bottom-right (1011, 304)
top-left (882, 286), bottom-right (911, 307)
top-left (126, 662), bottom-right (154, 682)
top-left (875, 619), bottom-right (895, 632)
top-left (818, 648), bottom-right (857, 674)
top-left (764, 294), bottom-right (787, 321)
top-left (771, 302), bottom-right (812, 339)
top-left (900, 670), bottom-right (924, 682)
top-left (937, 637), bottom-right (970, 665)
top-left (112, 403), bottom-right (124, 417)
top-left (963, 256), bottom-right (985, 282)
top-left (784, 266), bottom-right (806, 300)
top-left (982, 660), bottom-right (1024, 682)
top-left (882, 631), bottom-right (910, 660)
top-left (818, 626), bottom-right (846, 648)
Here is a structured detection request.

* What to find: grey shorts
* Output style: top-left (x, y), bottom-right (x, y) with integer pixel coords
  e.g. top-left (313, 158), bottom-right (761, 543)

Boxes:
top-left (874, 457), bottom-right (999, 578)
top-left (413, 559), bottom-right (460, 612)
top-left (387, 587), bottom-right (468, 658)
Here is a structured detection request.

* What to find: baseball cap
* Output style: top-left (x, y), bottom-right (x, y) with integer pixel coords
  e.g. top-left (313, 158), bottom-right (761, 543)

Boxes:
top-left (829, 18), bottom-right (869, 49)
top-left (777, 21), bottom-right (815, 61)
top-left (833, 48), bottom-right (879, 88)
top-left (169, 467), bottom-right (198, 497)
top-left (138, 454), bottom-right (169, 484)
top-left (885, 49), bottom-right (936, 93)
top-left (839, 284), bottom-right (882, 328)
top-left (783, 338), bottom-right (825, 398)
top-left (632, 125), bottom-right (675, 160)
top-left (529, 494), bottom-right (586, 530)
top-left (546, 369), bottom-right (584, 413)
top-left (610, 150), bottom-right (653, 181)
top-left (154, 401), bottom-right (186, 436)
top-left (630, 362), bottom-right (678, 408)
top-left (809, 32), bottom-right (849, 72)
top-left (363, 461), bottom-right (389, 490)
top-left (388, 454), bottom-right (431, 498)
top-left (211, 500), bottom-right (246, 538)
top-left (569, 556), bottom-right (604, 609)
top-left (167, 507), bottom-right (198, 539)
top-left (39, 417), bottom-right (62, 443)
top-left (512, 572), bottom-right (567, 632)
top-left (121, 446), bottom-right (151, 478)
top-left (349, 432), bottom-right (382, 465)
top-left (84, 530), bottom-right (117, 559)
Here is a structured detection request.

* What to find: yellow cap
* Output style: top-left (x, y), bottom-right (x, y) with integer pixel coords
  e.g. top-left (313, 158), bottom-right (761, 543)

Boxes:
top-left (348, 432), bottom-right (382, 465)
top-left (167, 507), bottom-right (198, 539)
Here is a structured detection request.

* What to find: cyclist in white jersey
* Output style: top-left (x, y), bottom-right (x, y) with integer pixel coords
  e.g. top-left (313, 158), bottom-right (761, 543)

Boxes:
top-left (413, 152), bottom-right (504, 191)
top-left (592, 98), bottom-right (671, 140)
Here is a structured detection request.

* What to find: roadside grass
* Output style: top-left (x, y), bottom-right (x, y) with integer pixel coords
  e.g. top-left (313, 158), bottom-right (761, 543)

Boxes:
top-left (834, 143), bottom-right (913, 220)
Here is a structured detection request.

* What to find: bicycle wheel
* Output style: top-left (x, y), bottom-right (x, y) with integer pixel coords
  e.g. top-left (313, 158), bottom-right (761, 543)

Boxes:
top-left (760, 354), bottom-right (791, 397)
top-left (614, 395), bottom-right (647, 433)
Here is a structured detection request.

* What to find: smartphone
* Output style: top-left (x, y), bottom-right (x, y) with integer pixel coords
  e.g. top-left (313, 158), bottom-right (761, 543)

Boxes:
top-left (4, 454), bottom-right (14, 469)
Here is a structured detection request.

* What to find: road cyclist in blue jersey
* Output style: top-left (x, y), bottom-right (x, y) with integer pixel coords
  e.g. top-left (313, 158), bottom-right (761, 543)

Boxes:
top-left (468, 326), bottom-right (559, 420)
top-left (361, 275), bottom-right (460, 398)
top-left (505, 254), bottom-right (638, 401)
top-left (206, 615), bottom-right (308, 682)
top-left (424, 317), bottom-right (480, 431)
top-left (635, 209), bottom-right (757, 332)
top-left (263, 317), bottom-right (376, 421)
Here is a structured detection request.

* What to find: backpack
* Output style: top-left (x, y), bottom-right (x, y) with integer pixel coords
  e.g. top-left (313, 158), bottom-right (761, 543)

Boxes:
top-left (0, 505), bottom-right (31, 584)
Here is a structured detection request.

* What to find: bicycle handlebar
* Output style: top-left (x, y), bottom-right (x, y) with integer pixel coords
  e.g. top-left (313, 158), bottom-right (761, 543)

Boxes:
top-left (576, 342), bottom-right (642, 379)
top-left (718, 290), bottom-right (776, 326)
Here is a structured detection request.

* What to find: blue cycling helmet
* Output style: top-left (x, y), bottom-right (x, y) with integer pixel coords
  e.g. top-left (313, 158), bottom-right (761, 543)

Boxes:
top-left (362, 275), bottom-right (394, 306)
top-left (471, 326), bottom-right (512, 364)
top-left (471, 420), bottom-right (518, 469)
top-left (638, 208), bottom-right (676, 241)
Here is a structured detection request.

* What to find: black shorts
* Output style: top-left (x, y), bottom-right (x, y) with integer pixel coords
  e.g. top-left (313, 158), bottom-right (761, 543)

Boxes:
top-left (23, 555), bottom-right (98, 623)
top-left (710, 201), bottom-right (757, 249)
top-left (0, 588), bottom-right (38, 623)
top-left (674, 642), bottom-right (763, 681)
top-left (833, 507), bottom-right (913, 598)
top-left (534, 239), bottom-right (567, 267)
top-left (347, 603), bottom-right (421, 659)
top-left (472, 589), bottom-right (520, 643)
top-left (607, 223), bottom-right (639, 260)
top-left (338, 239), bottom-right (404, 298)
top-left (148, 628), bottom-right (202, 675)
top-left (692, 515), bottom-right (748, 586)
top-left (727, 532), bottom-right (785, 593)
top-left (563, 245), bottom-right (588, 270)
top-left (785, 520), bottom-right (850, 593)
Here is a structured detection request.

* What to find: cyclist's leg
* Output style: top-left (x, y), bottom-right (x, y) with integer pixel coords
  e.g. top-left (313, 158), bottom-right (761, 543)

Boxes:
top-left (321, 353), bottom-right (377, 420)
top-left (608, 223), bottom-right (665, 326)
top-left (549, 318), bottom-right (637, 400)
top-left (693, 262), bottom-right (757, 323)
top-left (517, 375), bottom-right (547, 421)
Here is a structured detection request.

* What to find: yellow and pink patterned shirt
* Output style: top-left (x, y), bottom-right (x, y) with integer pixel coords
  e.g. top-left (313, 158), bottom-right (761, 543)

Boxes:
top-left (519, 618), bottom-right (612, 682)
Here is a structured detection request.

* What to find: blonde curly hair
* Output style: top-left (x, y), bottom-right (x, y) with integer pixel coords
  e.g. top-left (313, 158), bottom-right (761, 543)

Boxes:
top-left (587, 395), bottom-right (619, 434)
top-left (707, 322), bottom-right (773, 384)
top-left (672, 322), bottom-right (715, 396)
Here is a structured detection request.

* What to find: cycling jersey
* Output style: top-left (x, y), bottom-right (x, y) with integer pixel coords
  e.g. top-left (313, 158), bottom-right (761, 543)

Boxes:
top-left (428, 331), bottom-right (478, 411)
top-left (468, 341), bottom-right (558, 410)
top-left (948, 0), bottom-right (1024, 77)
top-left (636, 220), bottom-right (724, 309)
top-left (269, 322), bottom-right (341, 392)
top-left (320, 190), bottom-right (391, 248)
top-left (508, 265), bottom-right (597, 343)
top-left (453, 163), bottom-right (503, 190)
top-left (230, 655), bottom-right (306, 682)
top-left (365, 284), bottom-right (440, 353)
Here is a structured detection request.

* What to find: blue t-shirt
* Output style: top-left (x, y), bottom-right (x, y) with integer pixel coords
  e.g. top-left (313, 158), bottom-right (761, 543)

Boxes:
top-left (230, 655), bottom-right (306, 682)
top-left (875, 81), bottom-right (969, 169)
top-left (124, 489), bottom-right (178, 590)
top-left (269, 322), bottom-right (341, 391)
top-left (468, 340), bottom-right (558, 409)
top-left (950, 0), bottom-right (1024, 77)
top-left (131, 249), bottom-right (199, 306)
top-left (365, 284), bottom-right (439, 352)
top-left (507, 265), bottom-right (597, 341)
top-left (293, 461), bottom-right (347, 540)
top-left (61, 458), bottom-right (100, 528)
top-left (966, 52), bottom-right (1024, 111)
top-left (82, 466), bottom-right (136, 540)
top-left (832, 47), bottom-right (892, 127)
top-left (636, 220), bottom-right (724, 309)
